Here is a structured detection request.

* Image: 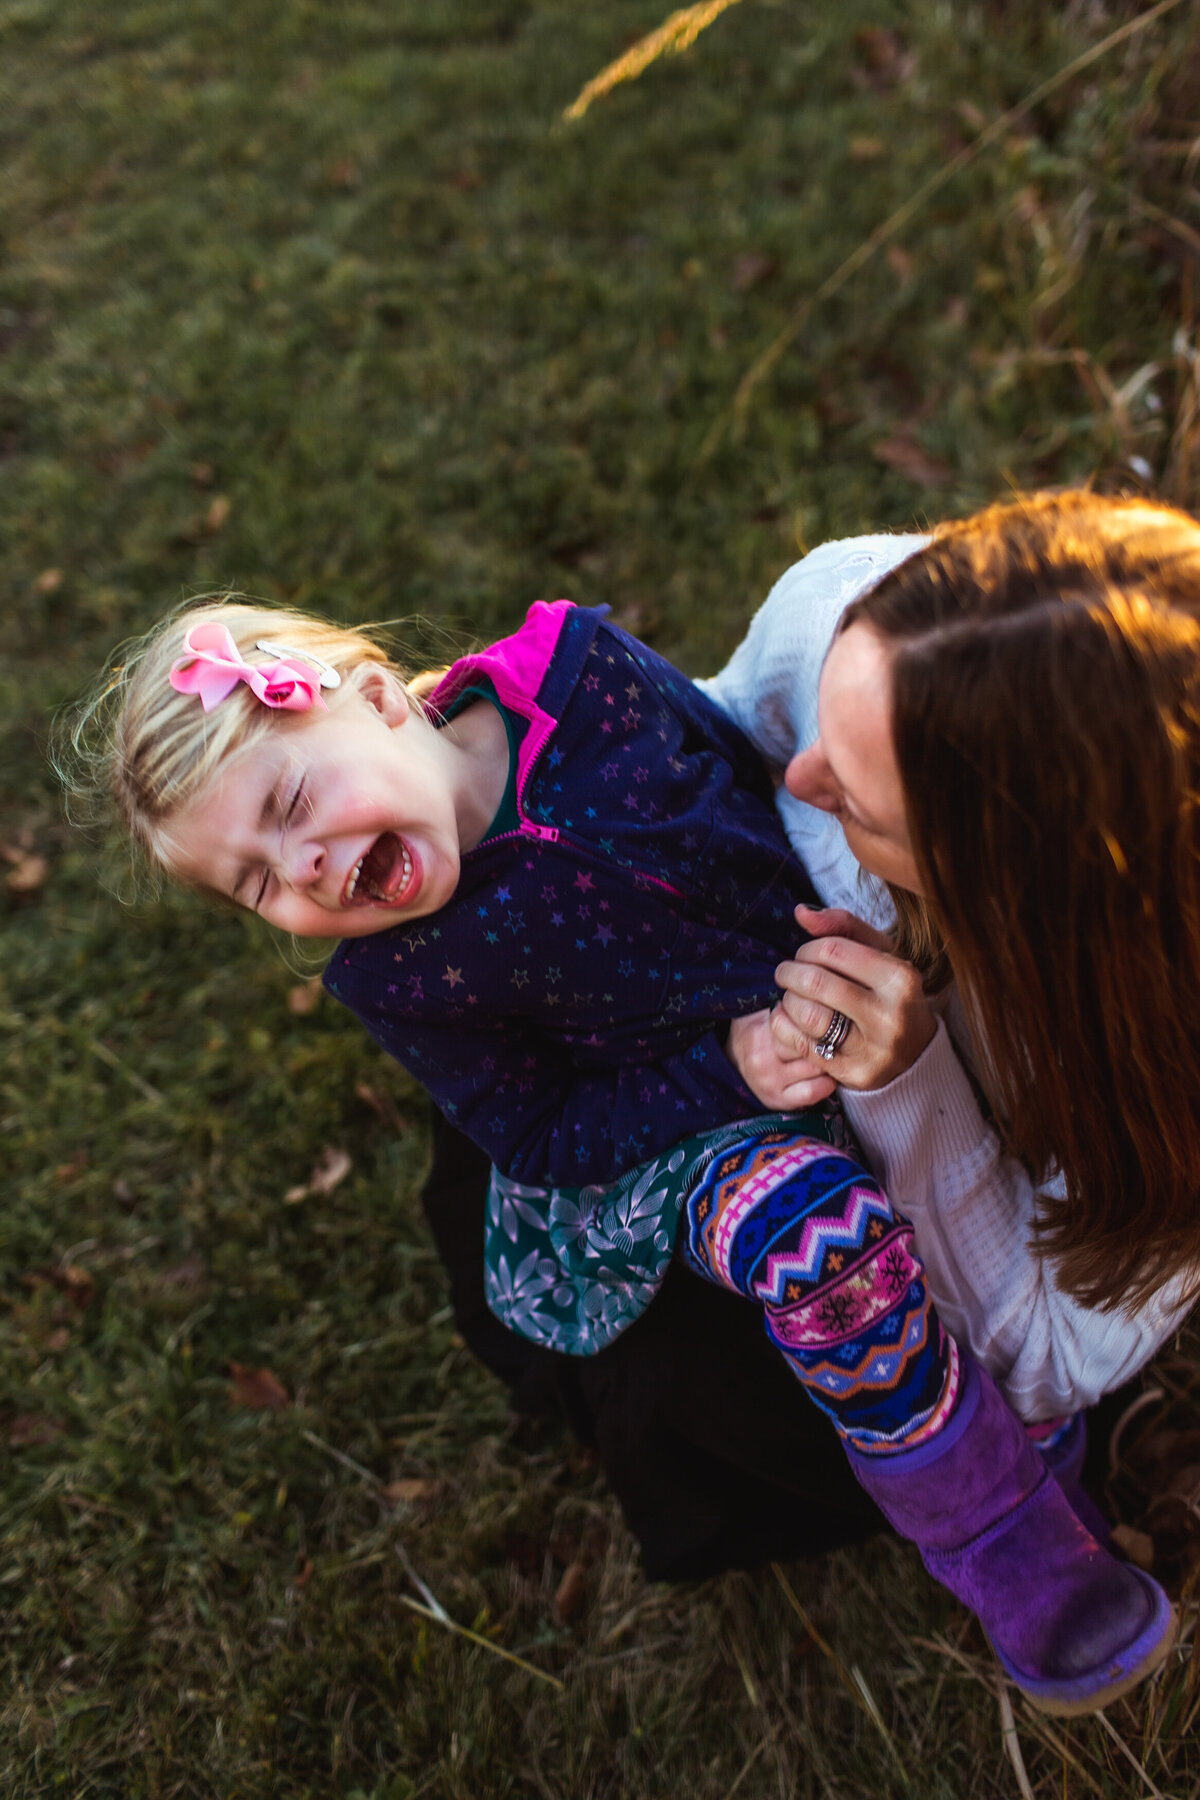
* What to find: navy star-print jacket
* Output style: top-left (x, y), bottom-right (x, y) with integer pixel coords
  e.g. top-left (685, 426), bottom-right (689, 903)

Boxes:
top-left (324, 600), bottom-right (820, 1185)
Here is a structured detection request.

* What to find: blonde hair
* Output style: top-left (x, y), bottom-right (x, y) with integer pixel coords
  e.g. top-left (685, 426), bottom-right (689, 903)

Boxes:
top-left (64, 595), bottom-right (444, 873)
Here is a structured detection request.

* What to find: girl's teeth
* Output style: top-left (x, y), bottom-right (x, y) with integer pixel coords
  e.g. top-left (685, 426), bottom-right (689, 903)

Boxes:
top-left (369, 843), bottom-right (412, 901)
top-left (345, 840), bottom-right (413, 906)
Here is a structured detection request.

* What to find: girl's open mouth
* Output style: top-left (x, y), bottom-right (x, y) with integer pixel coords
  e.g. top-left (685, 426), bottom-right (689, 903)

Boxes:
top-left (343, 832), bottom-right (416, 906)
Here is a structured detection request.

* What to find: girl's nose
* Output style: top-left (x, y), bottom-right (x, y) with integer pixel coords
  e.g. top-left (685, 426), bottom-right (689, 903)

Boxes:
top-left (283, 837), bottom-right (324, 888)
top-left (784, 743), bottom-right (839, 813)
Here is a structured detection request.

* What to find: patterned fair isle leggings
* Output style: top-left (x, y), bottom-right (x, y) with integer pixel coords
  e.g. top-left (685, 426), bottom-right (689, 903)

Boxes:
top-left (674, 1117), bottom-right (960, 1455)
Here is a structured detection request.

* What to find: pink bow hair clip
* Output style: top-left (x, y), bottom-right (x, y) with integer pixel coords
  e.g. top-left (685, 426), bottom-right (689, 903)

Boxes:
top-left (169, 622), bottom-right (338, 713)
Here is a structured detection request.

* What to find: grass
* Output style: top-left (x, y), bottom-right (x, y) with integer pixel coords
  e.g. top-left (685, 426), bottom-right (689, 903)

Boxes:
top-left (2, 0), bottom-right (1200, 1793)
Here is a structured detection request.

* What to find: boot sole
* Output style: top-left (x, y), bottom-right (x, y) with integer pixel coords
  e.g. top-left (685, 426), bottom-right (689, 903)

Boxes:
top-left (1005, 1581), bottom-right (1178, 1718)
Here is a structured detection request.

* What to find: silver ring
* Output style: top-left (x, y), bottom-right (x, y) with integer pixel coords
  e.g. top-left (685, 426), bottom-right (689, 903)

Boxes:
top-left (813, 1009), bottom-right (851, 1061)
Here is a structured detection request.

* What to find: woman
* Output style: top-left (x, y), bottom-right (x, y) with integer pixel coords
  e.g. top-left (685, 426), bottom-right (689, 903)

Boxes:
top-left (704, 491), bottom-right (1200, 1429)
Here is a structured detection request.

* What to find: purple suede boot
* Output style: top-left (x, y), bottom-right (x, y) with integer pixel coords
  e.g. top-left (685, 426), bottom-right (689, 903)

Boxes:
top-left (848, 1356), bottom-right (1176, 1716)
top-left (1031, 1412), bottom-right (1113, 1546)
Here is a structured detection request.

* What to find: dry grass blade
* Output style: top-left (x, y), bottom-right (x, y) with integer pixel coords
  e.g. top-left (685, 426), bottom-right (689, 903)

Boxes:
top-left (84, 1034), bottom-right (165, 1106)
top-left (720, 1736), bottom-right (768, 1800)
top-left (1170, 1565), bottom-right (1200, 1735)
top-left (563, 0), bottom-right (747, 121)
top-left (1016, 1707), bottom-right (1109, 1800)
top-left (1165, 323), bottom-right (1200, 511)
top-left (399, 1596), bottom-right (566, 1690)
top-left (997, 1687), bottom-right (1036, 1800)
top-left (729, 1633), bottom-right (761, 1708)
top-left (1094, 1710), bottom-right (1169, 1800)
top-left (301, 1427), bottom-right (380, 1487)
top-left (394, 1542), bottom-right (565, 1689)
top-left (772, 1564), bottom-right (911, 1788)
top-left (1132, 196), bottom-right (1200, 262)
top-left (1107, 1387), bottom-right (1166, 1482)
top-left (699, 0), bottom-right (1188, 456)
top-left (394, 1540), bottom-right (449, 1621)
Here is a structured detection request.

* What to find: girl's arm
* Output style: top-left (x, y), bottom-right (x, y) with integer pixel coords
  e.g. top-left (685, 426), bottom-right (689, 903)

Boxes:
top-left (335, 984), bottom-right (767, 1186)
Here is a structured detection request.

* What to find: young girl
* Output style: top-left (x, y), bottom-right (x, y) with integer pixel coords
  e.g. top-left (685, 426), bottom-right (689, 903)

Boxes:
top-left (80, 592), bottom-right (1175, 1714)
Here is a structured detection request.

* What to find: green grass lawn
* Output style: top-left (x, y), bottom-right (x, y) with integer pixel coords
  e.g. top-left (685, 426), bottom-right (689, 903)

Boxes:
top-left (3, 1), bottom-right (1199, 1793)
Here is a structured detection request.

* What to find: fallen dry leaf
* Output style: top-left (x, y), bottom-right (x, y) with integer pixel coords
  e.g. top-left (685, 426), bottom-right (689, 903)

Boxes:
top-left (382, 1478), bottom-right (436, 1505)
top-left (156, 1253), bottom-right (206, 1290)
top-left (228, 1363), bottom-right (290, 1411)
top-left (2, 847), bottom-right (49, 895)
top-left (872, 429), bottom-right (953, 486)
top-left (310, 1145), bottom-right (352, 1193)
top-left (60, 1264), bottom-right (94, 1307)
top-left (1111, 1523), bottom-right (1155, 1571)
top-left (9, 1413), bottom-right (63, 1448)
top-left (851, 26), bottom-right (915, 90)
top-left (25, 1264), bottom-right (95, 1309)
top-left (285, 1145), bottom-right (352, 1204)
top-left (287, 979), bottom-right (323, 1015)
top-left (730, 251), bottom-right (778, 294)
top-left (553, 1561), bottom-right (588, 1625)
top-left (1167, 1462), bottom-right (1200, 1502)
top-left (354, 1081), bottom-right (409, 1134)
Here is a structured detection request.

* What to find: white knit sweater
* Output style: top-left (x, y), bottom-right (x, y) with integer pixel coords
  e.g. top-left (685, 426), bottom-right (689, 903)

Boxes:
top-left (700, 536), bottom-right (1195, 1422)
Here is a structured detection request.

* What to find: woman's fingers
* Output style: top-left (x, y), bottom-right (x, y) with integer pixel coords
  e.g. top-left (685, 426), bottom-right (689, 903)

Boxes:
top-left (727, 1008), bottom-right (837, 1110)
top-left (794, 902), bottom-right (892, 955)
top-left (787, 926), bottom-right (908, 993)
top-left (777, 1068), bottom-right (838, 1109)
top-left (772, 932), bottom-right (935, 1090)
top-left (770, 968), bottom-right (864, 1054)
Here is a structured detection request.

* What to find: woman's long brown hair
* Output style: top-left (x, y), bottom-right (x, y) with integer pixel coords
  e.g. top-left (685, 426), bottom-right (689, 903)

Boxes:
top-left (841, 491), bottom-right (1200, 1314)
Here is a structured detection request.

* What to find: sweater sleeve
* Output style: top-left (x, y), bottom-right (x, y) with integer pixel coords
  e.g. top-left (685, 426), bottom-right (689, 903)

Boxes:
top-left (699, 535), bottom-right (924, 926)
top-left (840, 1018), bottom-right (1197, 1420)
top-left (336, 985), bottom-right (763, 1186)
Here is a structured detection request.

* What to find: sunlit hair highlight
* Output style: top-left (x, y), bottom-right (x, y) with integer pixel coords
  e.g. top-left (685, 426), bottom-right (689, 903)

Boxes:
top-left (840, 491), bottom-right (1200, 1314)
top-left (64, 596), bottom-right (442, 874)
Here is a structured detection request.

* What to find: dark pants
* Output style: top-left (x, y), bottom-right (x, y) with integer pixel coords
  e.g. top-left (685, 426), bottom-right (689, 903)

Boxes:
top-left (420, 1111), bottom-right (887, 1582)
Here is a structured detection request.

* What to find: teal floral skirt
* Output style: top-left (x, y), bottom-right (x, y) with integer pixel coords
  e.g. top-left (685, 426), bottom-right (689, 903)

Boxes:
top-left (482, 1105), bottom-right (849, 1357)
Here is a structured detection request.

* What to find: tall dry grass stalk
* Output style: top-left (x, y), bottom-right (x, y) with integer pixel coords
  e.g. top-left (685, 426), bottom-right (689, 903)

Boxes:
top-left (563, 0), bottom-right (747, 121)
top-left (694, 0), bottom-right (1189, 458)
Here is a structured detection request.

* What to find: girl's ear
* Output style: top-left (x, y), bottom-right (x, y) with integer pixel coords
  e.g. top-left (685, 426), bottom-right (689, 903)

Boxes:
top-left (349, 662), bottom-right (411, 727)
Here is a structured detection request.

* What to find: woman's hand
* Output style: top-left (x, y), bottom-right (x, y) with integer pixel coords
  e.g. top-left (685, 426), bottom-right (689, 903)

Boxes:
top-left (727, 1007), bottom-right (836, 1112)
top-left (770, 904), bottom-right (936, 1091)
